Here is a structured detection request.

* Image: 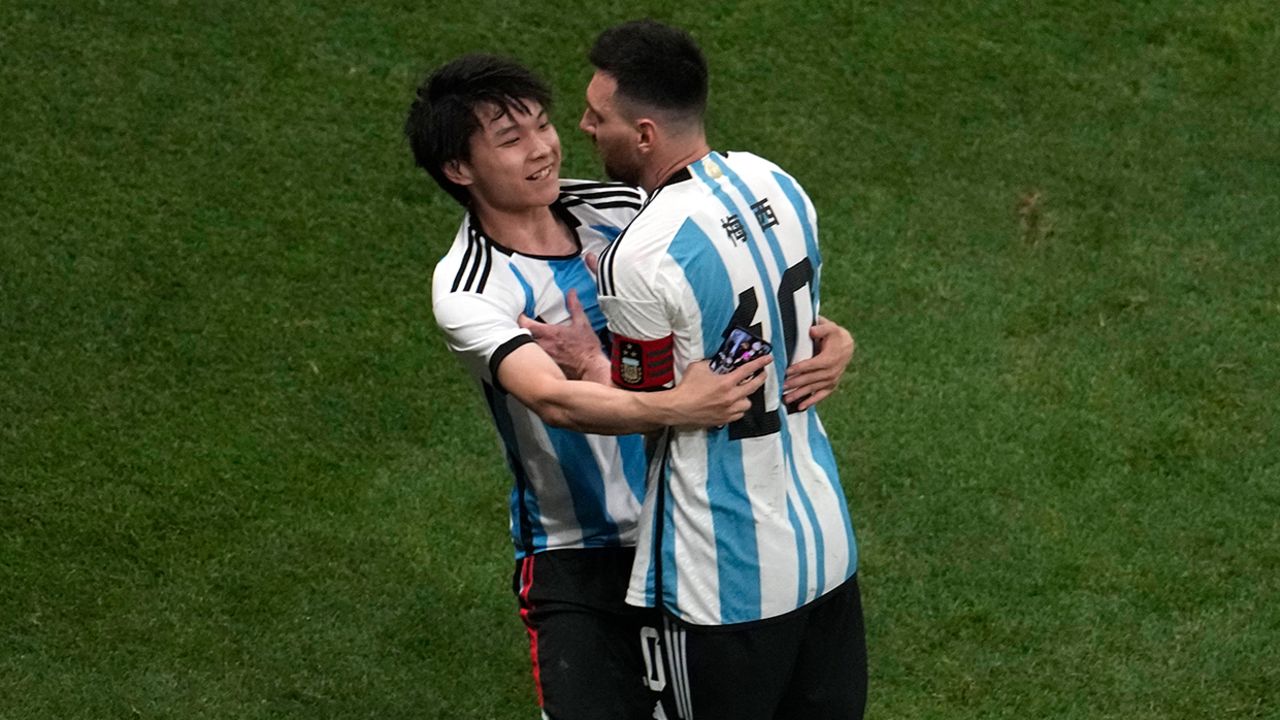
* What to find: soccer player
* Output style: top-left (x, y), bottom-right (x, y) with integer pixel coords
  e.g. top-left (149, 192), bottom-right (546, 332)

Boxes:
top-left (404, 55), bottom-right (853, 720)
top-left (571, 20), bottom-right (869, 719)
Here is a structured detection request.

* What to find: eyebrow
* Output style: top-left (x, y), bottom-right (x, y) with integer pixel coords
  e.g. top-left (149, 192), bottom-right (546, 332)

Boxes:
top-left (487, 111), bottom-right (518, 137)
top-left (490, 106), bottom-right (548, 136)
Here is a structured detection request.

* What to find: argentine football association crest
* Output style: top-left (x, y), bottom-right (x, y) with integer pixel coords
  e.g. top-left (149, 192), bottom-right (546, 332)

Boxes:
top-left (611, 333), bottom-right (675, 389)
top-left (618, 341), bottom-right (644, 386)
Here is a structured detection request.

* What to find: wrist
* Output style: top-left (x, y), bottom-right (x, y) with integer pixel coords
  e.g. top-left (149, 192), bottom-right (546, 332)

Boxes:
top-left (579, 352), bottom-right (613, 385)
top-left (639, 386), bottom-right (682, 427)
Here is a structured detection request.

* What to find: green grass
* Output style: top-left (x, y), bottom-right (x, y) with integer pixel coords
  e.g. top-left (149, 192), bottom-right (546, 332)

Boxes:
top-left (3, 1), bottom-right (1278, 718)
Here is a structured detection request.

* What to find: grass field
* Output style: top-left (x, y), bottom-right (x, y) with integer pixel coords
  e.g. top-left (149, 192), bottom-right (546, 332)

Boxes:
top-left (3, 1), bottom-right (1279, 718)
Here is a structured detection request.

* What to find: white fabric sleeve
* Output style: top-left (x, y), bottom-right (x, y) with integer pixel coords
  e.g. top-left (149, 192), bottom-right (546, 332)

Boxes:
top-left (432, 290), bottom-right (531, 386)
top-left (597, 246), bottom-right (673, 343)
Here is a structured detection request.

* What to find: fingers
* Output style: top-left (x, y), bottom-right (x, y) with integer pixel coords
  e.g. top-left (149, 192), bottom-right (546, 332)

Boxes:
top-left (782, 358), bottom-right (821, 391)
top-left (810, 321), bottom-right (855, 354)
top-left (782, 383), bottom-right (822, 408)
top-left (783, 359), bottom-right (840, 394)
top-left (584, 252), bottom-right (599, 276)
top-left (809, 321), bottom-right (834, 340)
top-left (782, 380), bottom-right (823, 411)
top-left (785, 321), bottom-right (853, 396)
top-left (742, 370), bottom-right (768, 397)
top-left (520, 319), bottom-right (563, 345)
top-left (681, 358), bottom-right (714, 380)
top-left (727, 354), bottom-right (772, 380)
top-left (785, 366), bottom-right (839, 395)
top-left (565, 289), bottom-right (589, 326)
top-left (517, 314), bottom-right (545, 337)
top-left (793, 388), bottom-right (831, 412)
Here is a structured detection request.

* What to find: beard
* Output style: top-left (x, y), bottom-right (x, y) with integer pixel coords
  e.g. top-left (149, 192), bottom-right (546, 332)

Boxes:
top-left (599, 149), bottom-right (643, 188)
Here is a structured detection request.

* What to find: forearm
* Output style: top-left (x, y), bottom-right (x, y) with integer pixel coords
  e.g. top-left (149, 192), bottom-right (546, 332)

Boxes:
top-left (530, 378), bottom-right (678, 434)
top-left (501, 343), bottom-right (761, 433)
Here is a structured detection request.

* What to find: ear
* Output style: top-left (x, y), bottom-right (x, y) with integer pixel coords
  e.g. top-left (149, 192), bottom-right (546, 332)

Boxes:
top-left (442, 159), bottom-right (474, 187)
top-left (635, 118), bottom-right (658, 154)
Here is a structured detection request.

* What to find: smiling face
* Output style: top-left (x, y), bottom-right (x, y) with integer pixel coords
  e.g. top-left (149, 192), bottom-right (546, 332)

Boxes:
top-left (579, 71), bottom-right (645, 187)
top-left (450, 100), bottom-right (561, 212)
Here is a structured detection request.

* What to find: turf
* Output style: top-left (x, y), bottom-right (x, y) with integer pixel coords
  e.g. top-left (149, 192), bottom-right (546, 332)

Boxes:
top-left (3, 1), bottom-right (1278, 718)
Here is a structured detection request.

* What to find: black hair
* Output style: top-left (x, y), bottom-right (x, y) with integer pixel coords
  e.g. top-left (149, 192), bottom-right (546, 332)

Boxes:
top-left (404, 54), bottom-right (552, 207)
top-left (588, 19), bottom-right (708, 121)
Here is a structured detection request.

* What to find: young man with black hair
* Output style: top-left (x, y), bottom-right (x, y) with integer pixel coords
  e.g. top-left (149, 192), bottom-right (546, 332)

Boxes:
top-left (569, 20), bottom-right (869, 720)
top-left (404, 54), bottom-right (852, 720)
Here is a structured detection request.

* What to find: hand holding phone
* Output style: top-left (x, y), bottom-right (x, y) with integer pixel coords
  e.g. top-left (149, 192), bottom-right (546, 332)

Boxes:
top-left (709, 327), bottom-right (772, 375)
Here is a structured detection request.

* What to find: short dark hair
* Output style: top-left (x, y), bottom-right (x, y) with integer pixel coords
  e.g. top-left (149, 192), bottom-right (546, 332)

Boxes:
top-left (588, 20), bottom-right (708, 121)
top-left (404, 54), bottom-right (552, 207)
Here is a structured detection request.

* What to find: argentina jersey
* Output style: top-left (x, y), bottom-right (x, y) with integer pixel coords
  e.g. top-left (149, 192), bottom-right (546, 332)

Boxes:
top-left (431, 179), bottom-right (650, 559)
top-left (597, 152), bottom-right (858, 626)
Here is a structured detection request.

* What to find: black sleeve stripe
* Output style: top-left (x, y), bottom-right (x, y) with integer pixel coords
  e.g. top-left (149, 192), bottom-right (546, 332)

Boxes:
top-left (560, 180), bottom-right (634, 192)
top-left (474, 242), bottom-right (493, 293)
top-left (599, 240), bottom-right (617, 296)
top-left (592, 179), bottom-right (664, 297)
top-left (562, 188), bottom-right (643, 201)
top-left (590, 200), bottom-right (643, 210)
top-left (561, 198), bottom-right (642, 211)
top-left (607, 244), bottom-right (618, 295)
top-left (489, 334), bottom-right (536, 392)
top-left (462, 230), bottom-right (490, 292)
top-left (597, 242), bottom-right (610, 295)
top-left (450, 231), bottom-right (477, 293)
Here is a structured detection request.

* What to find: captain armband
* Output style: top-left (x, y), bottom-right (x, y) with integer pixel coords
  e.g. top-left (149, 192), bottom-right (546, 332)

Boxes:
top-left (610, 334), bottom-right (675, 390)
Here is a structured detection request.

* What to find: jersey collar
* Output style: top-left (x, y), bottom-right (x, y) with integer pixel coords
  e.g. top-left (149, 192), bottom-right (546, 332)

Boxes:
top-left (467, 199), bottom-right (584, 260)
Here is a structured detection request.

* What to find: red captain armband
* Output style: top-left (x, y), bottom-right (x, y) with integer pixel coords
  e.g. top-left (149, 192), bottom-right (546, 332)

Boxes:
top-left (610, 333), bottom-right (675, 390)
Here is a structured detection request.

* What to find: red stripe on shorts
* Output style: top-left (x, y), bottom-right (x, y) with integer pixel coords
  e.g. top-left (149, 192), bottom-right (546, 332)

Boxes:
top-left (518, 555), bottom-right (544, 706)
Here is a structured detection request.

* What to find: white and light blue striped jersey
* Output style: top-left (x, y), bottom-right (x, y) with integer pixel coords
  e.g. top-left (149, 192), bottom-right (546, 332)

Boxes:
top-left (431, 179), bottom-right (649, 559)
top-left (597, 152), bottom-right (858, 626)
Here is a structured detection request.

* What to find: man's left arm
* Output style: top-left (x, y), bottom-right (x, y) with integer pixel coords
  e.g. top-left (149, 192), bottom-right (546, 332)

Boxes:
top-left (781, 315), bottom-right (855, 411)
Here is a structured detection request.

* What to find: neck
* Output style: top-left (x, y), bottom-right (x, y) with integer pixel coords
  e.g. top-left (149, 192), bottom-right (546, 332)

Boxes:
top-left (471, 198), bottom-right (575, 256)
top-left (641, 135), bottom-right (711, 193)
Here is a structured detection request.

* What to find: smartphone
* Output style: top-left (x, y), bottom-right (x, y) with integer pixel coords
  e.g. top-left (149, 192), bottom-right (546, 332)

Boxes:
top-left (709, 326), bottom-right (772, 374)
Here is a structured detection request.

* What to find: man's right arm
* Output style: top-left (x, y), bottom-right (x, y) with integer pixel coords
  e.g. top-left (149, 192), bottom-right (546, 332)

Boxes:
top-left (496, 342), bottom-right (769, 435)
top-left (436, 287), bottom-right (766, 435)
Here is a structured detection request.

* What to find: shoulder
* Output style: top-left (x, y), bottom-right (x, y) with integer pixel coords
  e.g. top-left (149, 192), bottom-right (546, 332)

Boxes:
top-left (431, 215), bottom-right (521, 312)
top-left (433, 215), bottom-right (522, 294)
top-left (596, 194), bottom-right (710, 306)
top-left (432, 216), bottom-right (483, 293)
top-left (721, 151), bottom-right (812, 201)
top-left (718, 150), bottom-right (795, 183)
top-left (723, 150), bottom-right (784, 173)
top-left (616, 172), bottom-right (714, 249)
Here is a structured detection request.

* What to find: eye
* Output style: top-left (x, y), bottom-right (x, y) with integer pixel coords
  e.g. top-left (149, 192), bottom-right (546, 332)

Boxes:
top-left (500, 136), bottom-right (519, 147)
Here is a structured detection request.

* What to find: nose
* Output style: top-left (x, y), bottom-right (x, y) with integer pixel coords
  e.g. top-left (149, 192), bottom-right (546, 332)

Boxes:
top-left (530, 131), bottom-right (551, 159)
top-left (578, 110), bottom-right (593, 135)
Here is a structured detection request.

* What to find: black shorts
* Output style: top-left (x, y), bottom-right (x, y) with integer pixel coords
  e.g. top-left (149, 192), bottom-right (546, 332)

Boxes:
top-left (513, 547), bottom-right (674, 720)
top-left (662, 573), bottom-right (867, 720)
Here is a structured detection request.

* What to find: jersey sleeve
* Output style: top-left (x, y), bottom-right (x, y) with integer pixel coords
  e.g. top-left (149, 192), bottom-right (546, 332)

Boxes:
top-left (597, 232), bottom-right (679, 390)
top-left (432, 289), bottom-right (532, 389)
